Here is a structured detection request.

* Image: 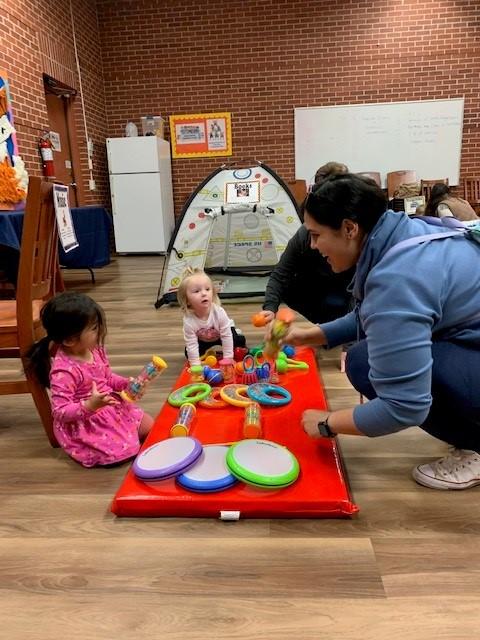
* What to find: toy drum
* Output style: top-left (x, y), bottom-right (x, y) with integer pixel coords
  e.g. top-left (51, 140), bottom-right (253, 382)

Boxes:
top-left (176, 445), bottom-right (237, 493)
top-left (132, 437), bottom-right (203, 481)
top-left (226, 439), bottom-right (300, 489)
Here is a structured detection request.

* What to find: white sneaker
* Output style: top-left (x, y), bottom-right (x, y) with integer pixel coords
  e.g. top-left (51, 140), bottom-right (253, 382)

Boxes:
top-left (412, 448), bottom-right (480, 490)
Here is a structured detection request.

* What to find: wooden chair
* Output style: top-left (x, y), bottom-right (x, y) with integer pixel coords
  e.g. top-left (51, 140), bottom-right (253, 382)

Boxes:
top-left (386, 170), bottom-right (417, 200)
top-left (0, 177), bottom-right (64, 446)
top-left (420, 178), bottom-right (449, 201)
top-left (463, 177), bottom-right (480, 212)
top-left (286, 179), bottom-right (308, 207)
top-left (357, 172), bottom-right (381, 186)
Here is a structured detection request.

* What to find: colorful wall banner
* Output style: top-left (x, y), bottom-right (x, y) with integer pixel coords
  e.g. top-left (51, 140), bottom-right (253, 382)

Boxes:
top-left (169, 112), bottom-right (232, 159)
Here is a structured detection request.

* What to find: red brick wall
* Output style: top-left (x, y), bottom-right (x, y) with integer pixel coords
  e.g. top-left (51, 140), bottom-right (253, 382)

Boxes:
top-left (97, 0), bottom-right (480, 214)
top-left (0, 0), bottom-right (109, 207)
top-left (2, 1), bottom-right (479, 215)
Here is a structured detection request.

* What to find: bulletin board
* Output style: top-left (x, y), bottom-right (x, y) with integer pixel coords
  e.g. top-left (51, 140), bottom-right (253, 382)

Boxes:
top-left (169, 112), bottom-right (232, 158)
top-left (294, 99), bottom-right (464, 187)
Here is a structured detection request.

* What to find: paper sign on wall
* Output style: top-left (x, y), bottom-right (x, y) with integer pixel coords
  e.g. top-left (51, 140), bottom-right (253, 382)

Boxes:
top-left (169, 112), bottom-right (232, 158)
top-left (53, 184), bottom-right (78, 252)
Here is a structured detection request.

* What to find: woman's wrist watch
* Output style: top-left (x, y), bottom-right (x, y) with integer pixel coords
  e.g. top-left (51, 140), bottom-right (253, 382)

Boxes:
top-left (317, 414), bottom-right (335, 437)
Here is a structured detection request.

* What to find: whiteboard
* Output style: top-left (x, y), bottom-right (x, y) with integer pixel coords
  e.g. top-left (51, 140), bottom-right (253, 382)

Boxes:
top-left (295, 99), bottom-right (464, 187)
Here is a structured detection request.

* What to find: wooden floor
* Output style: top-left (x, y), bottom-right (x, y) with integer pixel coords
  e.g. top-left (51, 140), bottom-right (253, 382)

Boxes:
top-left (1, 256), bottom-right (479, 639)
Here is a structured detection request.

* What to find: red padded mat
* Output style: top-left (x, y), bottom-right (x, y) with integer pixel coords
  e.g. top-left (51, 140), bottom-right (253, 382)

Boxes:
top-left (111, 347), bottom-right (358, 518)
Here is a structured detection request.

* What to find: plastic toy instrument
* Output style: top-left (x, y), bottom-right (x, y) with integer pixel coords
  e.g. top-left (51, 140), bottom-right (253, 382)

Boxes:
top-left (170, 403), bottom-right (196, 437)
top-left (243, 402), bottom-right (262, 439)
top-left (121, 355), bottom-right (167, 402)
top-left (251, 308), bottom-right (296, 360)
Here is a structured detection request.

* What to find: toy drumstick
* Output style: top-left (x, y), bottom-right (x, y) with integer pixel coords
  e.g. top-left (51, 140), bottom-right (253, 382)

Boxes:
top-left (170, 402), bottom-right (196, 437)
top-left (243, 402), bottom-right (262, 439)
top-left (121, 355), bottom-right (167, 402)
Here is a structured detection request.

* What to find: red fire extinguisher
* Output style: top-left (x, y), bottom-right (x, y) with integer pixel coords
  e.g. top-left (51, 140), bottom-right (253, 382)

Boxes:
top-left (39, 132), bottom-right (55, 178)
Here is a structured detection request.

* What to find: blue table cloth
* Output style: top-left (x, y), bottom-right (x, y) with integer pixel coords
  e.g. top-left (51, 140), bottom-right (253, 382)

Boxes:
top-left (0, 205), bottom-right (112, 269)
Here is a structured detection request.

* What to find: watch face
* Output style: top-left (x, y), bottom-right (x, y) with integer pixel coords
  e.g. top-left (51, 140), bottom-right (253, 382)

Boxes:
top-left (318, 420), bottom-right (334, 437)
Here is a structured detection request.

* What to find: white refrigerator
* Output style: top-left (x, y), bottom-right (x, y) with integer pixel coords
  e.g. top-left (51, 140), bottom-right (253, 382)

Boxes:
top-left (107, 136), bottom-right (175, 253)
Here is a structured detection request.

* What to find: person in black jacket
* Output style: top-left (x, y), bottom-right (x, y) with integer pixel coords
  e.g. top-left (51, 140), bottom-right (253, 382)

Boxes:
top-left (258, 162), bottom-right (354, 324)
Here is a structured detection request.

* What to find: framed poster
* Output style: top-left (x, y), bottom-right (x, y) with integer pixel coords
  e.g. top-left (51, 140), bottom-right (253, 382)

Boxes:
top-left (169, 112), bottom-right (232, 158)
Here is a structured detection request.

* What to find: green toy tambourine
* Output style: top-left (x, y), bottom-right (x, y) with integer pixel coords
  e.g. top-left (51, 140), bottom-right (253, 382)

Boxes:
top-left (168, 383), bottom-right (212, 407)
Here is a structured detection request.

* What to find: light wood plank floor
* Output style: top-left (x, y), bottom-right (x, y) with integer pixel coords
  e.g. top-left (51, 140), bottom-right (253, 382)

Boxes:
top-left (1, 256), bottom-right (479, 640)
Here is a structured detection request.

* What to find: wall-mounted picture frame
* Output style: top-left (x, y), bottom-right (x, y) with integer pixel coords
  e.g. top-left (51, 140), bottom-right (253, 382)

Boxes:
top-left (169, 112), bottom-right (232, 158)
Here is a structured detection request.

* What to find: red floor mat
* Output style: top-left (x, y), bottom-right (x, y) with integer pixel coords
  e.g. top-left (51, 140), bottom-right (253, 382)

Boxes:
top-left (111, 347), bottom-right (358, 518)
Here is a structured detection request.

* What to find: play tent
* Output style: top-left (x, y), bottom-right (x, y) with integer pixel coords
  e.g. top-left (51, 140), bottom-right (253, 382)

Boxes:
top-left (155, 162), bottom-right (302, 307)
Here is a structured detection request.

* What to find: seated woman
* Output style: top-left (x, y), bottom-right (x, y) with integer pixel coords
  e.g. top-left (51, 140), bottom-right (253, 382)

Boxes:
top-left (424, 183), bottom-right (478, 221)
top-left (282, 173), bottom-right (480, 491)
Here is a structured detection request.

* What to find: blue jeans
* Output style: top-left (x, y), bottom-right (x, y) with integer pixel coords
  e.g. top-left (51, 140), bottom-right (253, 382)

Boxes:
top-left (345, 339), bottom-right (480, 452)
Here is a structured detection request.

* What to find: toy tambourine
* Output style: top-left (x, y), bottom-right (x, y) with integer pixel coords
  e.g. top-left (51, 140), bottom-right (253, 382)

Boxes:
top-left (176, 445), bottom-right (237, 493)
top-left (168, 382), bottom-right (212, 407)
top-left (132, 437), bottom-right (203, 481)
top-left (246, 382), bottom-right (291, 406)
top-left (226, 439), bottom-right (299, 489)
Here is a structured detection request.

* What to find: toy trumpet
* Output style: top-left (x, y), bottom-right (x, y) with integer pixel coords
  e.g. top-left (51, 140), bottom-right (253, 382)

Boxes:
top-left (121, 355), bottom-right (167, 402)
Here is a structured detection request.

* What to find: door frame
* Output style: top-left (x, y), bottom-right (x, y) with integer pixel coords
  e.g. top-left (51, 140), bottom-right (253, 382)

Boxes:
top-left (43, 74), bottom-right (86, 206)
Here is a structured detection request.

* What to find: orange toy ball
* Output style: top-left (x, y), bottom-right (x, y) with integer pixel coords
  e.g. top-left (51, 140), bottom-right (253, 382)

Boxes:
top-left (235, 362), bottom-right (245, 374)
top-left (276, 307), bottom-right (295, 324)
top-left (251, 312), bottom-right (267, 328)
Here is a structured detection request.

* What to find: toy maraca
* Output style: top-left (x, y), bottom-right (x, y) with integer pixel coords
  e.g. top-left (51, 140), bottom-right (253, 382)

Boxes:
top-left (170, 403), bottom-right (196, 437)
top-left (251, 308), bottom-right (295, 360)
top-left (120, 355), bottom-right (167, 402)
top-left (276, 352), bottom-right (309, 374)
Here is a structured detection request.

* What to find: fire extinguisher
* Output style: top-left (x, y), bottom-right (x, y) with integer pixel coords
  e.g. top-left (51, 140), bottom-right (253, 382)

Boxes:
top-left (39, 132), bottom-right (55, 178)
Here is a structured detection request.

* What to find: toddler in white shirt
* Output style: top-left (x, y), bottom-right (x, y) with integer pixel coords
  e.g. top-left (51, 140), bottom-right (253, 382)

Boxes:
top-left (177, 268), bottom-right (246, 365)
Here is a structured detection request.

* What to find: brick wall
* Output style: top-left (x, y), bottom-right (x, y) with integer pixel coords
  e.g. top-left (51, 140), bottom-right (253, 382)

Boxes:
top-left (0, 0), bottom-right (109, 206)
top-left (97, 0), bottom-right (480, 214)
top-left (2, 1), bottom-right (479, 215)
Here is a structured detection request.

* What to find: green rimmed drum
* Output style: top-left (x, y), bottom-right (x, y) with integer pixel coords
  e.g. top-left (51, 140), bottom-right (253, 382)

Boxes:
top-left (226, 439), bottom-right (300, 489)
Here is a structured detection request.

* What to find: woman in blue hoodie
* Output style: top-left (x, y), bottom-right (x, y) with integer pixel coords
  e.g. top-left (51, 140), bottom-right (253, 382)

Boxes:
top-left (282, 173), bottom-right (480, 490)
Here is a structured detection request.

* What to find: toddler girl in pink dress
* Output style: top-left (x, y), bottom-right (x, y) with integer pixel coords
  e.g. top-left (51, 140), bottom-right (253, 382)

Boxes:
top-left (28, 292), bottom-right (153, 467)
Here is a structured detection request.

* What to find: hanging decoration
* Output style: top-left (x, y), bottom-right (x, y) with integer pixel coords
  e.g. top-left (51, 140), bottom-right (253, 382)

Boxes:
top-left (0, 70), bottom-right (28, 209)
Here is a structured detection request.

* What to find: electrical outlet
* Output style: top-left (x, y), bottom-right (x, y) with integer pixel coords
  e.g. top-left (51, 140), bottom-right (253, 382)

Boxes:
top-left (88, 179), bottom-right (96, 190)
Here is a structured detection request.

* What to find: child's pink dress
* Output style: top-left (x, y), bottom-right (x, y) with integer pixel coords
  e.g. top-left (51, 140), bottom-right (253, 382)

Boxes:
top-left (50, 346), bottom-right (144, 467)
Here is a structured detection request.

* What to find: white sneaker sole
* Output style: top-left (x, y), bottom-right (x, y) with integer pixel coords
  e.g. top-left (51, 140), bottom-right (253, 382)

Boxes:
top-left (412, 466), bottom-right (480, 490)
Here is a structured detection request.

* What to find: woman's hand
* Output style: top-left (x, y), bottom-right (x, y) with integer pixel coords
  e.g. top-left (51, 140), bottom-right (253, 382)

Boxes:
top-left (84, 381), bottom-right (118, 411)
top-left (302, 409), bottom-right (331, 438)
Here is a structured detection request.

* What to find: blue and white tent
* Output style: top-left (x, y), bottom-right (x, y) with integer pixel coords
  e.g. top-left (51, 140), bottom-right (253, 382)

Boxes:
top-left (155, 162), bottom-right (302, 307)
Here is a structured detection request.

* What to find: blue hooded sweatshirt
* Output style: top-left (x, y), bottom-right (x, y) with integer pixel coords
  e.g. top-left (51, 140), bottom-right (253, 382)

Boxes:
top-left (320, 211), bottom-right (480, 436)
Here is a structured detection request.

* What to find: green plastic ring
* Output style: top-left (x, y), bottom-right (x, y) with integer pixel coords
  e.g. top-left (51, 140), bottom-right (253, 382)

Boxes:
top-left (168, 382), bottom-right (212, 407)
